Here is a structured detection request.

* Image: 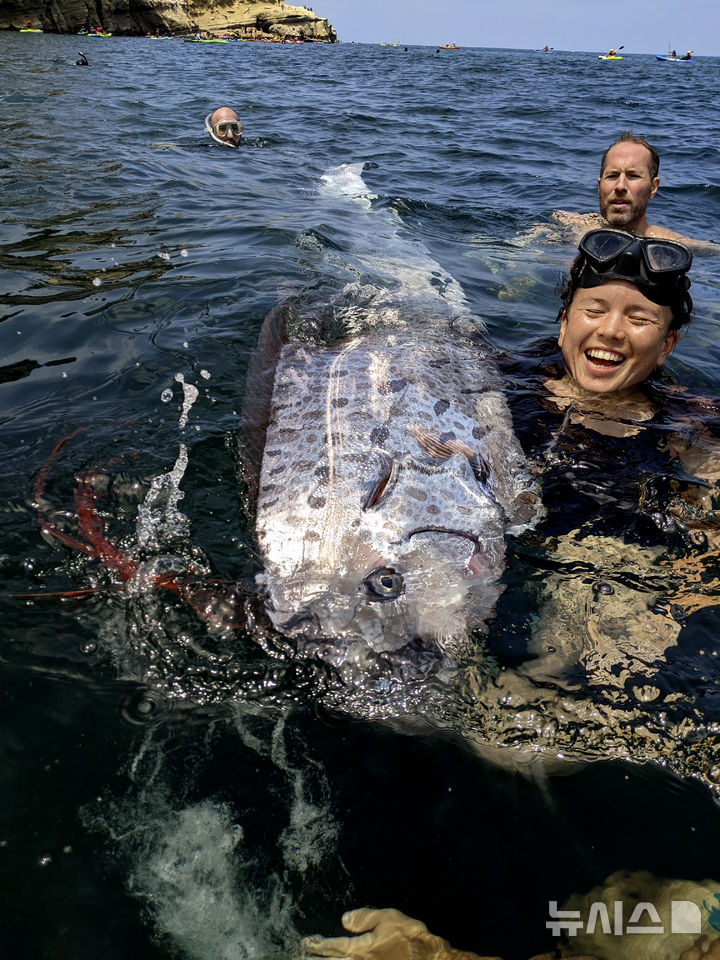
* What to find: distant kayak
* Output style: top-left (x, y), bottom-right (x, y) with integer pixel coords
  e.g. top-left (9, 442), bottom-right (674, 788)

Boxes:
top-left (20, 28), bottom-right (43, 32)
top-left (183, 38), bottom-right (229, 43)
top-left (599, 54), bottom-right (622, 60)
top-left (656, 54), bottom-right (693, 61)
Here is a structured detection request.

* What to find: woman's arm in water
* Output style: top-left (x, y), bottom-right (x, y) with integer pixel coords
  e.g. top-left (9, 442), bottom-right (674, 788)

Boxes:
top-left (303, 907), bottom-right (496, 960)
top-left (302, 906), bottom-right (598, 960)
top-left (302, 908), bottom-right (720, 960)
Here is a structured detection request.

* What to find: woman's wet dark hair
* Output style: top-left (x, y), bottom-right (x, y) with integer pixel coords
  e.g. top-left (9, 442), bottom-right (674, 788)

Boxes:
top-left (556, 252), bottom-right (693, 331)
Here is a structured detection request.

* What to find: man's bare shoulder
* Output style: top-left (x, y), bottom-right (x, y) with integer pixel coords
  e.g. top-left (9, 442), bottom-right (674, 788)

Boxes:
top-left (517, 212), bottom-right (715, 251)
top-left (645, 223), bottom-right (696, 244)
top-left (645, 223), bottom-right (719, 252)
top-left (553, 210), bottom-right (604, 231)
top-left (515, 211), bottom-right (603, 245)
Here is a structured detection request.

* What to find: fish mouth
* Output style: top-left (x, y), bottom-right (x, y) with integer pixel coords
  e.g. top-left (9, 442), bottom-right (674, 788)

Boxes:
top-left (407, 526), bottom-right (496, 578)
top-left (408, 525), bottom-right (480, 545)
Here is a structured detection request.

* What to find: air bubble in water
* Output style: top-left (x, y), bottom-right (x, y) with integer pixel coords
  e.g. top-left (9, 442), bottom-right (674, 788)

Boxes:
top-left (92, 277), bottom-right (101, 287)
top-left (161, 389), bottom-right (173, 403)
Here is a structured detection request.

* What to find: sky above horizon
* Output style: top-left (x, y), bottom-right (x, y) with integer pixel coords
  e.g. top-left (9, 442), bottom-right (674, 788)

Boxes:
top-left (314, 0), bottom-right (717, 56)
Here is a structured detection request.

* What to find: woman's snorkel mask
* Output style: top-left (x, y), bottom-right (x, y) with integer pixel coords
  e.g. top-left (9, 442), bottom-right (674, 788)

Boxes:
top-left (578, 228), bottom-right (692, 306)
top-left (557, 228), bottom-right (694, 329)
top-left (205, 113), bottom-right (243, 148)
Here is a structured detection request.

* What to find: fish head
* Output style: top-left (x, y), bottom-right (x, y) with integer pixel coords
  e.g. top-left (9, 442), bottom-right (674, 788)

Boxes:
top-left (258, 451), bottom-right (508, 662)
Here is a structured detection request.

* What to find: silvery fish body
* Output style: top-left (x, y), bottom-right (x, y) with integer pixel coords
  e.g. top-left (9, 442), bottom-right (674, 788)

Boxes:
top-left (250, 165), bottom-right (542, 665)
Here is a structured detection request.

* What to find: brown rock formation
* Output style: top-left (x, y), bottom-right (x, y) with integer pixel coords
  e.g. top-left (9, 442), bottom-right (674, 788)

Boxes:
top-left (0, 0), bottom-right (338, 41)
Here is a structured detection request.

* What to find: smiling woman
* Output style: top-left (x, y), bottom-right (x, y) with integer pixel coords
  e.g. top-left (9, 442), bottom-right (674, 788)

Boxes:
top-left (553, 228), bottom-right (693, 398)
top-left (558, 281), bottom-right (677, 393)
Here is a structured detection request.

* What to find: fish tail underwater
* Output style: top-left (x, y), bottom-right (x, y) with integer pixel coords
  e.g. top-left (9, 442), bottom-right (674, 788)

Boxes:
top-left (1, 34), bottom-right (720, 960)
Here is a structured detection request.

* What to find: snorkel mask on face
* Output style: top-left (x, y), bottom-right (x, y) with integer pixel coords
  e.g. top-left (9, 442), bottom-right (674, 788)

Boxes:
top-left (204, 113), bottom-right (243, 147)
top-left (578, 228), bottom-right (692, 306)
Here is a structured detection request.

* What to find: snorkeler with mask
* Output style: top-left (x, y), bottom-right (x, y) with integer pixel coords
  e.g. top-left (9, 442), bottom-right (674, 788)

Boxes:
top-left (205, 106), bottom-right (243, 148)
top-left (538, 227), bottom-right (719, 672)
top-left (549, 227), bottom-right (692, 404)
top-left (522, 228), bottom-right (711, 684)
top-left (302, 232), bottom-right (720, 960)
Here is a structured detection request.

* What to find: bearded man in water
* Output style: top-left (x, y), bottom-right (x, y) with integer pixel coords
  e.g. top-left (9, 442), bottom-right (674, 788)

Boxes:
top-left (550, 130), bottom-right (704, 246)
top-left (597, 131), bottom-right (688, 240)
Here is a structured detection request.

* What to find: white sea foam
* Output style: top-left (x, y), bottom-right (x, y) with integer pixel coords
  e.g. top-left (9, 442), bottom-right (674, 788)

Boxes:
top-left (83, 713), bottom-right (340, 960)
top-left (175, 372), bottom-right (200, 429)
top-left (129, 798), bottom-right (300, 960)
top-left (135, 443), bottom-right (190, 550)
top-left (319, 162), bottom-right (480, 325)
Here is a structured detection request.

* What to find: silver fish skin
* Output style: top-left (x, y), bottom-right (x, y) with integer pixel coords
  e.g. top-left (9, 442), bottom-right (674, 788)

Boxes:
top-left (254, 324), bottom-right (542, 662)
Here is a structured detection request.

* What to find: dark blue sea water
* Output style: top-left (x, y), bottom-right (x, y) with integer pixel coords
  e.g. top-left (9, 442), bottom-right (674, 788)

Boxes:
top-left (2, 33), bottom-right (720, 959)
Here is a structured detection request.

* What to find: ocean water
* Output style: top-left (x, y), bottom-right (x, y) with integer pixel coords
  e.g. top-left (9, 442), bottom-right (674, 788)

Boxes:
top-left (2, 33), bottom-right (720, 959)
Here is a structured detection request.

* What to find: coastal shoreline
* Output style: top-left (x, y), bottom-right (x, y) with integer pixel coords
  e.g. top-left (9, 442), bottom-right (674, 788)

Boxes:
top-left (0, 0), bottom-right (338, 43)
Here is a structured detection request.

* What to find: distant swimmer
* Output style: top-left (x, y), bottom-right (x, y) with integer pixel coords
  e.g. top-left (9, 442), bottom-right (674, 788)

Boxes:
top-left (204, 106), bottom-right (243, 148)
top-left (75, 51), bottom-right (88, 65)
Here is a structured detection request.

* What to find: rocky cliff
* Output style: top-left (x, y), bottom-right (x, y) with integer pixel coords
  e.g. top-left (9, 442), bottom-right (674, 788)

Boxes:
top-left (0, 0), bottom-right (337, 41)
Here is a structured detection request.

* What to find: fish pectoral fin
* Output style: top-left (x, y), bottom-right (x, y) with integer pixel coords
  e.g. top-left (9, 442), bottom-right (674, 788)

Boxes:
top-left (407, 424), bottom-right (490, 484)
top-left (407, 423), bottom-right (475, 461)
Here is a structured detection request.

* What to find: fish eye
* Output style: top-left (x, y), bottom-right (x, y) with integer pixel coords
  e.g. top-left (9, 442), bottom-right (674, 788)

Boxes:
top-left (363, 567), bottom-right (404, 602)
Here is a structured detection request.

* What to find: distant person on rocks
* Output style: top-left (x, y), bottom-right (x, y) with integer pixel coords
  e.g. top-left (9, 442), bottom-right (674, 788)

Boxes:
top-left (204, 106), bottom-right (243, 148)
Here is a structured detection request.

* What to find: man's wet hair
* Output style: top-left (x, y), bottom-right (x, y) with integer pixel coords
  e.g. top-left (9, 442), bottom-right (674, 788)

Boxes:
top-left (600, 131), bottom-right (660, 181)
top-left (556, 253), bottom-right (693, 331)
